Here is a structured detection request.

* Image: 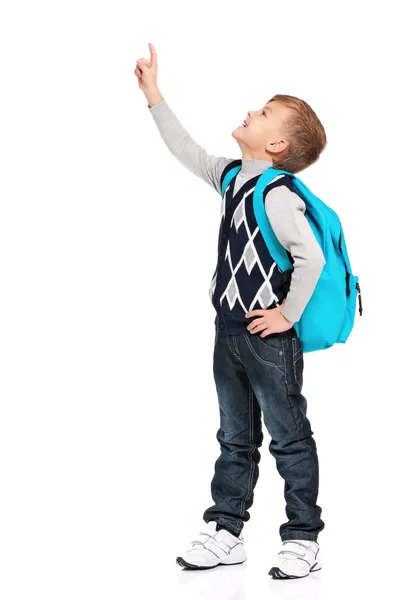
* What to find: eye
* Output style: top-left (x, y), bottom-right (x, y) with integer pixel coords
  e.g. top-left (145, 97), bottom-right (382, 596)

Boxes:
top-left (262, 110), bottom-right (267, 117)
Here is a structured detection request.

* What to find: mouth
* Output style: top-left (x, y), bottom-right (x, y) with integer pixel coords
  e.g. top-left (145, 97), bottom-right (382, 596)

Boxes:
top-left (240, 120), bottom-right (248, 128)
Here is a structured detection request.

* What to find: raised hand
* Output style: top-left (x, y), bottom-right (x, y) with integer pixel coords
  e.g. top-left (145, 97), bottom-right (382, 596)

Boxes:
top-left (134, 42), bottom-right (158, 94)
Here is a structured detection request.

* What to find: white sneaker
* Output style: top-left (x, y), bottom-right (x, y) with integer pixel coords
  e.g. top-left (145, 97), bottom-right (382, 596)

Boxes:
top-left (176, 521), bottom-right (247, 570)
top-left (269, 540), bottom-right (322, 579)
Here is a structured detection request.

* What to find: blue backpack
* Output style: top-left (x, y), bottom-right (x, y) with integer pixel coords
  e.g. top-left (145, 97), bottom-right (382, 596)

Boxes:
top-left (221, 165), bottom-right (363, 353)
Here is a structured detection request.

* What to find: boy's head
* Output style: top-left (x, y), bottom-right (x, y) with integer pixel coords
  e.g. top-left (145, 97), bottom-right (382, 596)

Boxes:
top-left (232, 94), bottom-right (327, 173)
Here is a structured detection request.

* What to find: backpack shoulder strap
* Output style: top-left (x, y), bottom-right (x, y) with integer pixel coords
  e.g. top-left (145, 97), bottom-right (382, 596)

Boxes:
top-left (220, 159), bottom-right (242, 197)
top-left (253, 167), bottom-right (295, 272)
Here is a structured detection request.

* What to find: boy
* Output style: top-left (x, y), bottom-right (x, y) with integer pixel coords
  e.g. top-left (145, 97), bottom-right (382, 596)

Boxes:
top-left (135, 43), bottom-right (326, 579)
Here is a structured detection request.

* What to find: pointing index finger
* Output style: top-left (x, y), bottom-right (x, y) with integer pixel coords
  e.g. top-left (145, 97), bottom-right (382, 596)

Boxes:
top-left (149, 42), bottom-right (157, 67)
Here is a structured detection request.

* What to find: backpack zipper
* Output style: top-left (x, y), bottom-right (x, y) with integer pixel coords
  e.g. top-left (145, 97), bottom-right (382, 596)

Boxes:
top-left (356, 282), bottom-right (363, 315)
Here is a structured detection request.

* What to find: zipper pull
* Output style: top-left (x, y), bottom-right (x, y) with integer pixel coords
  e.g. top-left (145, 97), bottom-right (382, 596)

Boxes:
top-left (356, 282), bottom-right (363, 316)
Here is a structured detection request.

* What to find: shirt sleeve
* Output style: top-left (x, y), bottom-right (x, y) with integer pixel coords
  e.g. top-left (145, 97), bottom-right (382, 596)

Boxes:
top-left (265, 185), bottom-right (326, 324)
top-left (148, 98), bottom-right (235, 196)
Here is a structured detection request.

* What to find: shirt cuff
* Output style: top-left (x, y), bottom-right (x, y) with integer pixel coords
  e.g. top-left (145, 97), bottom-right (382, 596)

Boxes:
top-left (281, 302), bottom-right (302, 325)
top-left (147, 97), bottom-right (167, 116)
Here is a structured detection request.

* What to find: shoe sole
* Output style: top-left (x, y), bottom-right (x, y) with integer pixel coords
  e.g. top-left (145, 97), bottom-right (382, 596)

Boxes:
top-left (269, 563), bottom-right (322, 579)
top-left (176, 557), bottom-right (246, 570)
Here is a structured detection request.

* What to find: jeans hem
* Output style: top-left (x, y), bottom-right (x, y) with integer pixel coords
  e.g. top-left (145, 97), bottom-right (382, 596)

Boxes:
top-left (205, 518), bottom-right (242, 537)
top-left (281, 533), bottom-right (319, 542)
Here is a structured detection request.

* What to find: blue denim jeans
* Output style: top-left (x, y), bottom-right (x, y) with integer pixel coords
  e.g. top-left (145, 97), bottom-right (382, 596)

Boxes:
top-left (203, 326), bottom-right (324, 542)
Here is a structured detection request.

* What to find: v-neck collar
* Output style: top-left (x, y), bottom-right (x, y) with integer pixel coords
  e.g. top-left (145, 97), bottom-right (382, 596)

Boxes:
top-left (228, 170), bottom-right (261, 201)
top-left (228, 159), bottom-right (274, 200)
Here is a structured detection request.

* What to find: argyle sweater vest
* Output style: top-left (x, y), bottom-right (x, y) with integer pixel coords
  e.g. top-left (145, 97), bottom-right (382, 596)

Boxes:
top-left (209, 160), bottom-right (294, 334)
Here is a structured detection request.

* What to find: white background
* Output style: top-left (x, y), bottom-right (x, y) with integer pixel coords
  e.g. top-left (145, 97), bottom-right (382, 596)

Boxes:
top-left (0, 1), bottom-right (397, 599)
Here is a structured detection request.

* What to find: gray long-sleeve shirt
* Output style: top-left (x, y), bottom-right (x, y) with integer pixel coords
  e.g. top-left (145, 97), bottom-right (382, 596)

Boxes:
top-left (147, 98), bottom-right (326, 323)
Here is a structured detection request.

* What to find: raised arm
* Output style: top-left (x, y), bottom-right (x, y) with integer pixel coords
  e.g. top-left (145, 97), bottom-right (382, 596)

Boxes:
top-left (148, 98), bottom-right (235, 195)
top-left (135, 43), bottom-right (234, 195)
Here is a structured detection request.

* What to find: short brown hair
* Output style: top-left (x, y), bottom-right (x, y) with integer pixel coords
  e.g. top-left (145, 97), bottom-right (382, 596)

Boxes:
top-left (268, 94), bottom-right (327, 173)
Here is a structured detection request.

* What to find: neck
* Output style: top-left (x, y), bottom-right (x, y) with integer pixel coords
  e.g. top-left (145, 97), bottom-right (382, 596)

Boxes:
top-left (240, 156), bottom-right (273, 178)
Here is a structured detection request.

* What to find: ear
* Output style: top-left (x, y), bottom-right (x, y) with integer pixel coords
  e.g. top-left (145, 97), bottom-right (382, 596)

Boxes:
top-left (266, 139), bottom-right (288, 156)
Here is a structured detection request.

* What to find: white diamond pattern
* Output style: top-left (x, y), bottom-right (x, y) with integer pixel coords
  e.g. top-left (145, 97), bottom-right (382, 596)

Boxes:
top-left (210, 177), bottom-right (284, 313)
top-left (232, 200), bottom-right (245, 232)
top-left (218, 186), bottom-right (280, 312)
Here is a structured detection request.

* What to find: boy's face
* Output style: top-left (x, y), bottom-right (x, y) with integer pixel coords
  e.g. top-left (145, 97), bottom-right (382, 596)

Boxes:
top-left (232, 100), bottom-right (292, 157)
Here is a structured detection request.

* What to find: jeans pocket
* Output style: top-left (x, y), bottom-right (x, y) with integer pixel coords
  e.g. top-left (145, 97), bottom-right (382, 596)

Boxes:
top-left (244, 332), bottom-right (285, 373)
